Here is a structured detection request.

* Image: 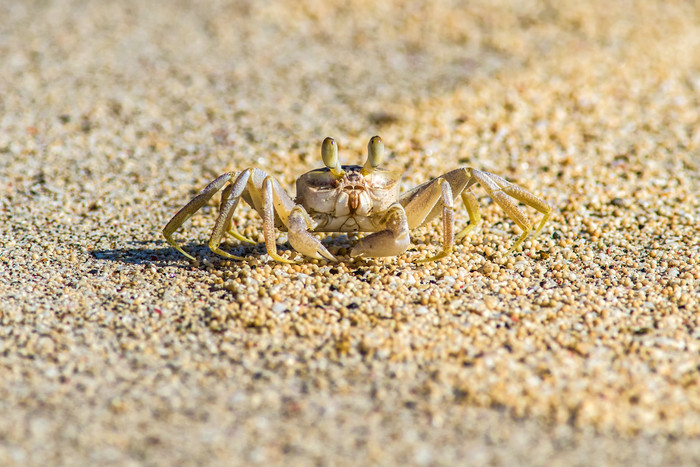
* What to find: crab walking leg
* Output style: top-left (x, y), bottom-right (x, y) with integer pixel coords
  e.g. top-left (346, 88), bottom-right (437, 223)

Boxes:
top-left (207, 169), bottom-right (254, 260)
top-left (219, 184), bottom-right (256, 246)
top-left (400, 167), bottom-right (472, 227)
top-left (267, 175), bottom-right (297, 227)
top-left (261, 176), bottom-right (296, 263)
top-left (211, 169), bottom-right (298, 263)
top-left (469, 169), bottom-right (550, 252)
top-left (454, 189), bottom-right (482, 241)
top-left (399, 177), bottom-right (458, 261)
top-left (481, 171), bottom-right (552, 239)
top-left (350, 203), bottom-right (410, 258)
top-left (416, 179), bottom-right (456, 262)
top-left (288, 206), bottom-right (337, 261)
top-left (225, 222), bottom-right (256, 245)
top-left (163, 172), bottom-right (234, 260)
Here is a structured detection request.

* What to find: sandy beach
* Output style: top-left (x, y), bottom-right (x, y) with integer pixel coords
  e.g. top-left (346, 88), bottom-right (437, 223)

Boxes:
top-left (1, 0), bottom-right (699, 464)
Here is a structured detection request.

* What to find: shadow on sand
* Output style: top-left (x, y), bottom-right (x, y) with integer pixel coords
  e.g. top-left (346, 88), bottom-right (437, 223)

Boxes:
top-left (89, 236), bottom-right (358, 267)
top-left (89, 240), bottom-right (258, 267)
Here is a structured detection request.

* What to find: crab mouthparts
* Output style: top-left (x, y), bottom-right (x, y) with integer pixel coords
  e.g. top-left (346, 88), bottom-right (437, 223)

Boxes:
top-left (348, 191), bottom-right (361, 213)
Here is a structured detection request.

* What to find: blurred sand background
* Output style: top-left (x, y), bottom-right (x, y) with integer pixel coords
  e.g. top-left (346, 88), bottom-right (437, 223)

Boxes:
top-left (1, 0), bottom-right (699, 465)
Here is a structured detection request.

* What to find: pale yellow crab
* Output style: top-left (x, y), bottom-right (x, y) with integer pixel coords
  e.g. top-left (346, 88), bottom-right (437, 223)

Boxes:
top-left (163, 136), bottom-right (552, 263)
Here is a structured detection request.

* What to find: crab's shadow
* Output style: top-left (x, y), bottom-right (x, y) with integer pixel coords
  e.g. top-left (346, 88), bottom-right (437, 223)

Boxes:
top-left (90, 236), bottom-right (359, 267)
top-left (90, 240), bottom-right (207, 267)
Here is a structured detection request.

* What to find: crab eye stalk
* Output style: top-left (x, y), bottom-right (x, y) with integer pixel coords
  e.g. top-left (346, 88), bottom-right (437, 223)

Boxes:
top-left (362, 135), bottom-right (384, 175)
top-left (322, 137), bottom-right (345, 177)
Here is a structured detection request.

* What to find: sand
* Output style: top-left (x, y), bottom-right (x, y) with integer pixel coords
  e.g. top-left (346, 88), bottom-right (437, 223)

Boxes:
top-left (1, 0), bottom-right (699, 465)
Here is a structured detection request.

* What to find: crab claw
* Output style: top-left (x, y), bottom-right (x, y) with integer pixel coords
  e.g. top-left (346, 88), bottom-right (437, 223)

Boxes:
top-left (350, 204), bottom-right (410, 258)
top-left (288, 208), bottom-right (337, 261)
top-left (350, 229), bottom-right (409, 258)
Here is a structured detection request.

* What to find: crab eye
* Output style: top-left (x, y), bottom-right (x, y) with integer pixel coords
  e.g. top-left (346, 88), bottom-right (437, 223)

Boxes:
top-left (362, 136), bottom-right (384, 175)
top-left (321, 137), bottom-right (338, 168)
top-left (321, 137), bottom-right (345, 177)
top-left (367, 136), bottom-right (384, 167)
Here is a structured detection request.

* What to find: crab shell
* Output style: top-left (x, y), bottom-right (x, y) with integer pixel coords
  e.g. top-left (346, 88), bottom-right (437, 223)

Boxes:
top-left (295, 165), bottom-right (400, 232)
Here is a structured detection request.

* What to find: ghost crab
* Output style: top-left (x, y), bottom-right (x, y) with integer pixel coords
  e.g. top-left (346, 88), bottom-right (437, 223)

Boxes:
top-left (163, 136), bottom-right (552, 263)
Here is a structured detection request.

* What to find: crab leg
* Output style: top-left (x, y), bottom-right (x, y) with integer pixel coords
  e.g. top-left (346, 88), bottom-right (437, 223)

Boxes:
top-left (220, 184), bottom-right (256, 246)
top-left (209, 169), bottom-right (296, 262)
top-left (401, 167), bottom-right (551, 253)
top-left (254, 174), bottom-right (336, 262)
top-left (207, 169), bottom-right (254, 260)
top-left (258, 176), bottom-right (296, 263)
top-left (479, 171), bottom-right (551, 238)
top-left (350, 203), bottom-right (410, 258)
top-left (163, 172), bottom-right (234, 260)
top-left (455, 189), bottom-right (482, 241)
top-left (398, 177), bottom-right (456, 261)
top-left (208, 168), bottom-right (300, 260)
top-left (203, 169), bottom-right (331, 263)
top-left (212, 169), bottom-right (303, 262)
top-left (468, 169), bottom-right (551, 252)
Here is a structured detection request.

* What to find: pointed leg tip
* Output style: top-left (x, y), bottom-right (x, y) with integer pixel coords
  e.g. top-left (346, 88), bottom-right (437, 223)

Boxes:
top-left (268, 252), bottom-right (296, 264)
top-left (506, 242), bottom-right (525, 256)
top-left (168, 241), bottom-right (197, 262)
top-left (416, 249), bottom-right (452, 263)
top-left (210, 246), bottom-right (245, 261)
top-left (241, 235), bottom-right (258, 245)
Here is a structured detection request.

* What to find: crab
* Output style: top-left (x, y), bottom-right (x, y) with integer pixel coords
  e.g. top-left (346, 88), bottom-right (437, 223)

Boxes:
top-left (163, 136), bottom-right (552, 263)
